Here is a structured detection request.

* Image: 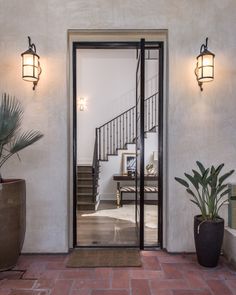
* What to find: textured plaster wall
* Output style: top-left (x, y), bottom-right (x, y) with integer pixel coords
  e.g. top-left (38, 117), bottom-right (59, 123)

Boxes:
top-left (0, 0), bottom-right (236, 252)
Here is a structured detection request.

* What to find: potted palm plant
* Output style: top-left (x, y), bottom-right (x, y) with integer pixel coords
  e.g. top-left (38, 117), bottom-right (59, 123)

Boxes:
top-left (175, 161), bottom-right (234, 267)
top-left (0, 93), bottom-right (43, 271)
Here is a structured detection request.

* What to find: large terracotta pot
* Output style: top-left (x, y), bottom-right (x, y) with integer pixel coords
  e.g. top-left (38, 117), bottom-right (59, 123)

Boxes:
top-left (0, 179), bottom-right (26, 271)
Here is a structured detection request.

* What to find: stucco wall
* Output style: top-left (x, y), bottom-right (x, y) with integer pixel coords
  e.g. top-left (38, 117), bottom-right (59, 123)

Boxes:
top-left (0, 0), bottom-right (236, 252)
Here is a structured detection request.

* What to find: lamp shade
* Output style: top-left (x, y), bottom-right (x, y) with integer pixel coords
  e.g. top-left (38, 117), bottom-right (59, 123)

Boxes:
top-left (21, 48), bottom-right (40, 82)
top-left (196, 49), bottom-right (215, 83)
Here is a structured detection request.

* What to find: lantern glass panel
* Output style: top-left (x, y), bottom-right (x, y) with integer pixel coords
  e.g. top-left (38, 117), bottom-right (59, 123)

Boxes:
top-left (22, 53), bottom-right (39, 82)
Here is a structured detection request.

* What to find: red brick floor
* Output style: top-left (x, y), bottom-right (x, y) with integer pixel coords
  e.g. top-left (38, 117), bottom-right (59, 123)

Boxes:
top-left (0, 251), bottom-right (235, 295)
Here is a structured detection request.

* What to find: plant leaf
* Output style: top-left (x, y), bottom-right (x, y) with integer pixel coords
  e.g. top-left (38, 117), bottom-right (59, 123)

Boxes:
top-left (196, 161), bottom-right (206, 175)
top-left (175, 177), bottom-right (189, 188)
top-left (219, 170), bottom-right (235, 185)
top-left (184, 173), bottom-right (199, 190)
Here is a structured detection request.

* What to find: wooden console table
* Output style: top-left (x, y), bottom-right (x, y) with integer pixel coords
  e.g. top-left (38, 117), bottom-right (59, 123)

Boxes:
top-left (113, 174), bottom-right (158, 207)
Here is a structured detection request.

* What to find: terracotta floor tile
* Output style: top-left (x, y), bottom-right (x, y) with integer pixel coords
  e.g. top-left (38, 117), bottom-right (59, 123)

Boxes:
top-left (0, 271), bottom-right (23, 280)
top-left (172, 290), bottom-right (212, 295)
top-left (112, 269), bottom-right (130, 288)
top-left (184, 271), bottom-right (207, 288)
top-left (0, 251), bottom-right (235, 295)
top-left (70, 290), bottom-right (92, 295)
top-left (94, 268), bottom-right (112, 280)
top-left (50, 279), bottom-right (73, 295)
top-left (131, 279), bottom-right (151, 295)
top-left (161, 263), bottom-right (183, 279)
top-left (9, 291), bottom-right (48, 295)
top-left (225, 279), bottom-right (236, 295)
top-left (150, 279), bottom-right (189, 291)
top-left (91, 291), bottom-right (129, 295)
top-left (206, 279), bottom-right (233, 295)
top-left (0, 279), bottom-right (36, 289)
top-left (73, 279), bottom-right (110, 289)
top-left (33, 278), bottom-right (55, 289)
top-left (130, 269), bottom-right (164, 279)
top-left (59, 269), bottom-right (95, 279)
top-left (142, 256), bottom-right (161, 270)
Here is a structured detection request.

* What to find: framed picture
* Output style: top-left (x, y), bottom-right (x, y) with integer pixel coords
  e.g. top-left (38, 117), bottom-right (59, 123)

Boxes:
top-left (122, 153), bottom-right (136, 175)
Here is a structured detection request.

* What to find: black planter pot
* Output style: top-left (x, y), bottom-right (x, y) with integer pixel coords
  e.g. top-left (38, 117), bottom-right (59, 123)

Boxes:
top-left (194, 215), bottom-right (224, 268)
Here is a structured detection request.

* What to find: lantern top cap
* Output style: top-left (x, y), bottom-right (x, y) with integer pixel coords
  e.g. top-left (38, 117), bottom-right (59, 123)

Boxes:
top-left (21, 47), bottom-right (40, 58)
top-left (197, 48), bottom-right (215, 59)
top-left (21, 36), bottom-right (39, 58)
top-left (197, 37), bottom-right (215, 59)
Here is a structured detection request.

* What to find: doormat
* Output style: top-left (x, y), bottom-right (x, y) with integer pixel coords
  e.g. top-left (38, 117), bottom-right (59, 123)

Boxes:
top-left (66, 248), bottom-right (142, 268)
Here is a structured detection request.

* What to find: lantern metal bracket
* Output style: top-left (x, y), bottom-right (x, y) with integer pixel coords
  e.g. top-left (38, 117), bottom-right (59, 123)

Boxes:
top-left (28, 36), bottom-right (37, 53)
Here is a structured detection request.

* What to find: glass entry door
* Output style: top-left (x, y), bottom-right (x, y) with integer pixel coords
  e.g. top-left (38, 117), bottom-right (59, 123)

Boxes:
top-left (135, 39), bottom-right (145, 249)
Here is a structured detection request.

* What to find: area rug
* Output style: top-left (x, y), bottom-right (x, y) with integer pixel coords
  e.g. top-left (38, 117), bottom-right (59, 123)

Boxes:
top-left (66, 248), bottom-right (142, 267)
top-left (82, 204), bottom-right (158, 229)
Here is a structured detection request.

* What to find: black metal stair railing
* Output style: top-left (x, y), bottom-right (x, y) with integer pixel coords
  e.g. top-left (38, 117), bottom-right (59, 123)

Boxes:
top-left (97, 92), bottom-right (158, 161)
top-left (91, 92), bottom-right (158, 201)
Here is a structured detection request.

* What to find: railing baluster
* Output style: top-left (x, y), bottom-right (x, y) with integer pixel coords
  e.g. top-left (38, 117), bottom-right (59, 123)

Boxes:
top-left (99, 128), bottom-right (101, 160)
top-left (122, 114), bottom-right (125, 148)
top-left (103, 126), bottom-right (105, 160)
top-left (132, 108), bottom-right (134, 142)
top-left (126, 112), bottom-right (128, 144)
top-left (107, 124), bottom-right (109, 158)
top-left (116, 118), bottom-right (118, 154)
top-left (129, 110), bottom-right (131, 143)
top-left (151, 95), bottom-right (154, 128)
top-left (119, 116), bottom-right (121, 149)
top-left (155, 93), bottom-right (157, 127)
top-left (110, 122), bottom-right (112, 155)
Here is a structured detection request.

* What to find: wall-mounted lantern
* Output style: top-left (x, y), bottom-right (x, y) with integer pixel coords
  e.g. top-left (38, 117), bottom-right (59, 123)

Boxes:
top-left (21, 36), bottom-right (42, 90)
top-left (78, 97), bottom-right (86, 111)
top-left (195, 37), bottom-right (215, 91)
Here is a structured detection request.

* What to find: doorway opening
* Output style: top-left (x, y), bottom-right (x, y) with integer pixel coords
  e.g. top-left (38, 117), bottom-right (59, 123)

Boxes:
top-left (72, 40), bottom-right (164, 249)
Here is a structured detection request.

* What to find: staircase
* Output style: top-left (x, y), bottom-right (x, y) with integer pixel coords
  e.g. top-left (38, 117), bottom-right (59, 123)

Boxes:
top-left (77, 92), bottom-right (158, 210)
top-left (77, 165), bottom-right (98, 210)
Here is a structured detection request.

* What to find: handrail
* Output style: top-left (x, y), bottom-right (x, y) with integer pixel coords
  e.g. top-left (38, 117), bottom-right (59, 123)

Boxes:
top-left (98, 92), bottom-right (158, 129)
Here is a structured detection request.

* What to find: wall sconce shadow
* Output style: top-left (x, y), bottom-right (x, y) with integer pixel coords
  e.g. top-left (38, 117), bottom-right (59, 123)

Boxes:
top-left (195, 37), bottom-right (215, 91)
top-left (21, 36), bottom-right (42, 90)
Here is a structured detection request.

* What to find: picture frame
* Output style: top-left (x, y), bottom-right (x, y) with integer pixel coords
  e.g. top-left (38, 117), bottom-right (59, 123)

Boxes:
top-left (122, 153), bottom-right (136, 175)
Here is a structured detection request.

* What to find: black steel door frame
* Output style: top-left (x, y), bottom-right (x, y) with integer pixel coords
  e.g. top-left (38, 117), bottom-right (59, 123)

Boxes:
top-left (72, 40), bottom-right (164, 249)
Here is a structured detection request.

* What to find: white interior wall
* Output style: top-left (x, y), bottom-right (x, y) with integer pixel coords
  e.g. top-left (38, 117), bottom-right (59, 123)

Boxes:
top-left (0, 1), bottom-right (236, 253)
top-left (77, 49), bottom-right (136, 164)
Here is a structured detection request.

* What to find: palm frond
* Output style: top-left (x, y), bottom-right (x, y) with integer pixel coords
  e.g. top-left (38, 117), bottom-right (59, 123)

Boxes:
top-left (0, 93), bottom-right (23, 145)
top-left (10, 130), bottom-right (43, 154)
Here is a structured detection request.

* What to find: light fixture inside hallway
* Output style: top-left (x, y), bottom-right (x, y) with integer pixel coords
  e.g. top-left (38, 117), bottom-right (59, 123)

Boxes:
top-left (78, 97), bottom-right (86, 111)
top-left (195, 37), bottom-right (215, 91)
top-left (21, 36), bottom-right (42, 90)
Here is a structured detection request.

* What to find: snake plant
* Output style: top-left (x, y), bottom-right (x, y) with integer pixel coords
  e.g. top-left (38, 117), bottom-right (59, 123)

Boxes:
top-left (175, 161), bottom-right (234, 221)
top-left (0, 93), bottom-right (43, 182)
